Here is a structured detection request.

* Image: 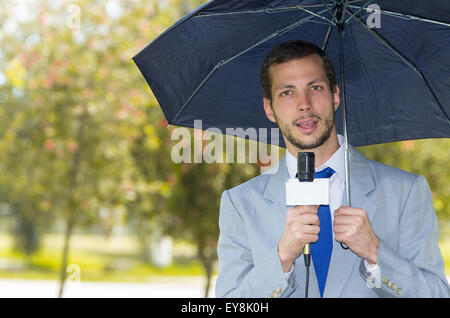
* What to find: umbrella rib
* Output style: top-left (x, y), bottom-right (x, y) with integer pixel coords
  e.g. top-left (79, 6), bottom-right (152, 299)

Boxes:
top-left (195, 4), bottom-right (325, 18)
top-left (322, 6), bottom-right (339, 51)
top-left (342, 0), bottom-right (350, 23)
top-left (321, 25), bottom-right (333, 51)
top-left (319, 0), bottom-right (337, 22)
top-left (171, 8), bottom-right (331, 123)
top-left (348, 9), bottom-right (450, 123)
top-left (308, 21), bottom-right (336, 26)
top-left (291, 6), bottom-right (336, 26)
top-left (194, 1), bottom-right (361, 19)
top-left (344, 0), bottom-right (375, 24)
top-left (346, 4), bottom-right (450, 27)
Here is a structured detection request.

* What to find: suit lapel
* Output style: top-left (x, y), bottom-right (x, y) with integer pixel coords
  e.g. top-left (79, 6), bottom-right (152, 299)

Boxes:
top-left (324, 146), bottom-right (377, 298)
top-left (262, 156), bottom-right (290, 246)
top-left (263, 155), bottom-right (288, 205)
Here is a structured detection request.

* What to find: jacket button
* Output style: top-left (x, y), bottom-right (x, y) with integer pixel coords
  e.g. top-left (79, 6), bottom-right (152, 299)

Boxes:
top-left (391, 283), bottom-right (397, 290)
top-left (396, 288), bottom-right (403, 296)
top-left (387, 281), bottom-right (392, 288)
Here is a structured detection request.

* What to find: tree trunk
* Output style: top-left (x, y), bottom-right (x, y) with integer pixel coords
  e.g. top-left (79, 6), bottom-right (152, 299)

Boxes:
top-left (137, 210), bottom-right (151, 263)
top-left (13, 206), bottom-right (40, 257)
top-left (203, 260), bottom-right (212, 298)
top-left (57, 110), bottom-right (86, 298)
top-left (57, 216), bottom-right (74, 298)
top-left (198, 244), bottom-right (214, 298)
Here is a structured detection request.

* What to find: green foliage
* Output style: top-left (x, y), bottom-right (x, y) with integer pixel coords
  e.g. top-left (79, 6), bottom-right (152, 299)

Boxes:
top-left (0, 0), bottom-right (210, 250)
top-left (357, 138), bottom-right (450, 220)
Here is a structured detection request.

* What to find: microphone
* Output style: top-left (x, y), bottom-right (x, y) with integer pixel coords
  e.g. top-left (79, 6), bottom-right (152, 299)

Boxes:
top-left (285, 152), bottom-right (330, 298)
top-left (297, 152), bottom-right (314, 298)
top-left (297, 152), bottom-right (315, 182)
top-left (297, 152), bottom-right (315, 268)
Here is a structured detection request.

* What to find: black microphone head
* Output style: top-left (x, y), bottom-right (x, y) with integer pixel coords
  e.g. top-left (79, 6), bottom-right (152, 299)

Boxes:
top-left (297, 152), bottom-right (315, 182)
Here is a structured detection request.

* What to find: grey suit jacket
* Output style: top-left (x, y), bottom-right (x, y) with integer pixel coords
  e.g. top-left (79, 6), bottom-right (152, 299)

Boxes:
top-left (215, 146), bottom-right (450, 298)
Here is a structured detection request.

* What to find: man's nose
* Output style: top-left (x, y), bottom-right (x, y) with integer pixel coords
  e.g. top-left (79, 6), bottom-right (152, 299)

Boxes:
top-left (296, 93), bottom-right (312, 112)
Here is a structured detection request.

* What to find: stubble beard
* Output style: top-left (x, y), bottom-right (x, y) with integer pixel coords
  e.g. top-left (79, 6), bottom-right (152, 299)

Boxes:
top-left (273, 103), bottom-right (335, 150)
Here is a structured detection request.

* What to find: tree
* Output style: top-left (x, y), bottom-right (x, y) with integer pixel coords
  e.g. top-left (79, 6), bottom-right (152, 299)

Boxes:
top-left (166, 130), bottom-right (262, 297)
top-left (0, 0), bottom-right (151, 296)
top-left (357, 138), bottom-right (450, 221)
top-left (0, 0), bottom-right (214, 296)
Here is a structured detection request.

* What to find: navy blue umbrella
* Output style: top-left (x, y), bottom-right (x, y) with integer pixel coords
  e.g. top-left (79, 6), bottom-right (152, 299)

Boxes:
top-left (133, 0), bottom-right (450, 204)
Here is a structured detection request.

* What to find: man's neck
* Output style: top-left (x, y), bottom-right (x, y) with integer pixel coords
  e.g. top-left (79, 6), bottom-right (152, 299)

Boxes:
top-left (286, 131), bottom-right (340, 168)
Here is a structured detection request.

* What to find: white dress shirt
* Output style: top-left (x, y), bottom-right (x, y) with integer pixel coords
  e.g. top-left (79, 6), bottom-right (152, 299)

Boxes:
top-left (283, 134), bottom-right (378, 279)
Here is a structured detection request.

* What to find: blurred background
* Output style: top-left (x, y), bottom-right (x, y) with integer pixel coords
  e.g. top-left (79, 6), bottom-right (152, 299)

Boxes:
top-left (0, 0), bottom-right (448, 298)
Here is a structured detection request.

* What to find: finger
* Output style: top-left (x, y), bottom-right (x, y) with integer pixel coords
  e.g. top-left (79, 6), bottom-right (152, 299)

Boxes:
top-left (299, 224), bottom-right (320, 235)
top-left (333, 224), bottom-right (349, 234)
top-left (304, 233), bottom-right (319, 244)
top-left (333, 215), bottom-right (355, 225)
top-left (291, 205), bottom-right (319, 215)
top-left (334, 229), bottom-right (351, 242)
top-left (335, 207), bottom-right (366, 217)
top-left (299, 213), bottom-right (320, 226)
top-left (334, 233), bottom-right (347, 244)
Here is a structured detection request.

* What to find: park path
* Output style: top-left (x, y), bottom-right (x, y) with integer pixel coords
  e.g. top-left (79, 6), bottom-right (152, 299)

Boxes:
top-left (1, 276), bottom-right (449, 298)
top-left (0, 276), bottom-right (217, 298)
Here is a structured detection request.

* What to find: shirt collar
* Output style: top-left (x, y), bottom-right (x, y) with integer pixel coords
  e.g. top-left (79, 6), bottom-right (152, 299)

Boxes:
top-left (286, 134), bottom-right (346, 182)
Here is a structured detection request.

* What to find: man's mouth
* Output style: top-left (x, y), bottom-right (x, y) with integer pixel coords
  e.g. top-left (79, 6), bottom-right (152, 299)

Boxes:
top-left (295, 118), bottom-right (319, 134)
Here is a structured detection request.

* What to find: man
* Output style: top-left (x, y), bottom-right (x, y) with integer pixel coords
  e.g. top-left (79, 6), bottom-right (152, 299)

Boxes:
top-left (215, 40), bottom-right (450, 298)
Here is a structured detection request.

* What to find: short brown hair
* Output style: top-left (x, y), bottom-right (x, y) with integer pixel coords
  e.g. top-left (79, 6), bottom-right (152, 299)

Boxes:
top-left (260, 40), bottom-right (337, 101)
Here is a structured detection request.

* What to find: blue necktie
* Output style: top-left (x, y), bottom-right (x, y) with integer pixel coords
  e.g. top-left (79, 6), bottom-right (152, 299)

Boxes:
top-left (296, 167), bottom-right (335, 297)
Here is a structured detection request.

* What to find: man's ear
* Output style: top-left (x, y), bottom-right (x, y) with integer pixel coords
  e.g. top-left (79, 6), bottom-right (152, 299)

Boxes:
top-left (333, 85), bottom-right (340, 111)
top-left (263, 97), bottom-right (276, 123)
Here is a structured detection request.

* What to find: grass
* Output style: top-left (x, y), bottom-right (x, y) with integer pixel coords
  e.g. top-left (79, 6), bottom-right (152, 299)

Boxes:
top-left (0, 232), bottom-right (448, 282)
top-left (0, 233), bottom-right (211, 282)
top-left (439, 222), bottom-right (450, 277)
top-left (439, 239), bottom-right (450, 277)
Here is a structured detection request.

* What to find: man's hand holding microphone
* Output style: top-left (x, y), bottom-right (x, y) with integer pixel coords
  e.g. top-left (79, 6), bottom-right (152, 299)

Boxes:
top-left (278, 205), bottom-right (320, 273)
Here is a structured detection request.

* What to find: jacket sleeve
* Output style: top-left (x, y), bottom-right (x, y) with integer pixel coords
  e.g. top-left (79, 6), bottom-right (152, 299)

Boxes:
top-left (359, 175), bottom-right (450, 297)
top-left (215, 189), bottom-right (297, 298)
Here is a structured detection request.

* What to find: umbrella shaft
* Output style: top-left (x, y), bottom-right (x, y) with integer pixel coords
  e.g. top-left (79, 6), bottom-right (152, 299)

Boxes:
top-left (339, 27), bottom-right (351, 207)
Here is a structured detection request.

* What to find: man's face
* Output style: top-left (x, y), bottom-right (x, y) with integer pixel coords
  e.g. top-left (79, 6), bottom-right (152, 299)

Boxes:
top-left (263, 55), bottom-right (340, 150)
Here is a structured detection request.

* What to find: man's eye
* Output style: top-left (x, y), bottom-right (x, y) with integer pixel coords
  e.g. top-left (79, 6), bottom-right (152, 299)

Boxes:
top-left (280, 90), bottom-right (292, 97)
top-left (311, 85), bottom-right (323, 91)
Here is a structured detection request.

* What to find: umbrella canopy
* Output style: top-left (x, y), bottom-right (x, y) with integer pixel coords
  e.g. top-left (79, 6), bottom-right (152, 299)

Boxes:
top-left (133, 0), bottom-right (450, 148)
